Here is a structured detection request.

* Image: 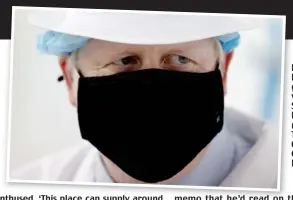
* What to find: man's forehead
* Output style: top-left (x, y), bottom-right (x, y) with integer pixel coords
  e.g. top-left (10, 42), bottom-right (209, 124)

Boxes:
top-left (81, 38), bottom-right (215, 54)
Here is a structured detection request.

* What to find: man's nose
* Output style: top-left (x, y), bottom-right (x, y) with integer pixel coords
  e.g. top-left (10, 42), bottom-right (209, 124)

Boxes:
top-left (140, 59), bottom-right (162, 70)
top-left (141, 65), bottom-right (161, 70)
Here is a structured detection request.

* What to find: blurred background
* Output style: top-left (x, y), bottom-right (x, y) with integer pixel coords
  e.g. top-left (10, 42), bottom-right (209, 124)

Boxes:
top-left (9, 9), bottom-right (285, 171)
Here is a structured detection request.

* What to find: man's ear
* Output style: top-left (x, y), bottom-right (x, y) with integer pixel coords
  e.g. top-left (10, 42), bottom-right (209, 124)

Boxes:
top-left (58, 56), bottom-right (76, 106)
top-left (223, 51), bottom-right (234, 94)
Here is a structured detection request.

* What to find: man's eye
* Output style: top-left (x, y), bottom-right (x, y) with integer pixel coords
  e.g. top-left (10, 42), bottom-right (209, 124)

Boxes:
top-left (164, 55), bottom-right (191, 66)
top-left (113, 56), bottom-right (140, 66)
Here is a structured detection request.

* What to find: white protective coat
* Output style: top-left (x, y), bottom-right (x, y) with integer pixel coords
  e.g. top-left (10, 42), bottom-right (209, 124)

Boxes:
top-left (10, 107), bottom-right (279, 189)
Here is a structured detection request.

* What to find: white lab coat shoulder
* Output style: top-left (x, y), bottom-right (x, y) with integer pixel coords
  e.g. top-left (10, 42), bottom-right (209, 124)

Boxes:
top-left (223, 107), bottom-right (265, 163)
top-left (9, 139), bottom-right (100, 182)
top-left (220, 107), bottom-right (279, 189)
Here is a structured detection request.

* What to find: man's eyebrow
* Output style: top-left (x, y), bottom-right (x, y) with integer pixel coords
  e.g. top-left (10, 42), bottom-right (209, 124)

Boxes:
top-left (108, 50), bottom-right (142, 60)
top-left (161, 49), bottom-right (185, 56)
top-left (161, 48), bottom-right (200, 59)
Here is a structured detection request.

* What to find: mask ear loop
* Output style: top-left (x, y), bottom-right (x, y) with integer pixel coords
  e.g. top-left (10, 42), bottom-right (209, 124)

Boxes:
top-left (72, 49), bottom-right (85, 78)
top-left (57, 50), bottom-right (85, 81)
top-left (215, 60), bottom-right (220, 71)
top-left (77, 69), bottom-right (85, 78)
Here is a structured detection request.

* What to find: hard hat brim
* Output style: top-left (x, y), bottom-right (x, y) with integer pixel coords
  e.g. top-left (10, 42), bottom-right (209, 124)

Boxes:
top-left (28, 9), bottom-right (265, 45)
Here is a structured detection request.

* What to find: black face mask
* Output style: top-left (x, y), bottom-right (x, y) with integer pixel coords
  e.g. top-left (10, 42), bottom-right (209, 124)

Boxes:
top-left (77, 64), bottom-right (224, 183)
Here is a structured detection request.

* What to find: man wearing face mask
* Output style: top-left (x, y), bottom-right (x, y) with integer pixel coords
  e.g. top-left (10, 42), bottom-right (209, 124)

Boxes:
top-left (11, 10), bottom-right (279, 188)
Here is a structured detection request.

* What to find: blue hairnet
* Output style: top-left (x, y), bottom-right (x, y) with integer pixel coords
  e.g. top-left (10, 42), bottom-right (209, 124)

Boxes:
top-left (217, 32), bottom-right (240, 53)
top-left (37, 31), bottom-right (90, 56)
top-left (37, 31), bottom-right (240, 56)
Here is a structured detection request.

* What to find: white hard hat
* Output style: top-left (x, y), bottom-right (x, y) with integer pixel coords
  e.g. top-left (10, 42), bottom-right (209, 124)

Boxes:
top-left (28, 9), bottom-right (264, 45)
